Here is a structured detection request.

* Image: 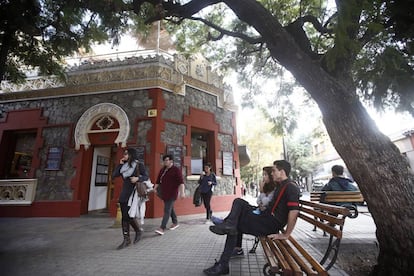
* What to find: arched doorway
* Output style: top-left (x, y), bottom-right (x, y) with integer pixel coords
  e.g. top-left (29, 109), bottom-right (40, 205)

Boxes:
top-left (73, 103), bottom-right (130, 214)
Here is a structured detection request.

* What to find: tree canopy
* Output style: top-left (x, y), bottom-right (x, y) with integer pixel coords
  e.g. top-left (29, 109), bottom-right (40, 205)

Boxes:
top-left (2, 1), bottom-right (414, 274)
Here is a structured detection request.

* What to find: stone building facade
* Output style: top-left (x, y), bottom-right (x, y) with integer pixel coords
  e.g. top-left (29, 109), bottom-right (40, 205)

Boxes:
top-left (0, 51), bottom-right (242, 218)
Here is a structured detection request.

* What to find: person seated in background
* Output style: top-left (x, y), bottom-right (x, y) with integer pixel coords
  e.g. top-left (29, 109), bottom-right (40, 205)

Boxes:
top-left (322, 165), bottom-right (358, 191)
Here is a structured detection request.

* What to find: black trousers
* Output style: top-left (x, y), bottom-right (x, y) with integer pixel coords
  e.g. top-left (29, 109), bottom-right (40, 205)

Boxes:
top-left (201, 191), bottom-right (213, 219)
top-left (120, 202), bottom-right (131, 222)
top-left (219, 198), bottom-right (283, 266)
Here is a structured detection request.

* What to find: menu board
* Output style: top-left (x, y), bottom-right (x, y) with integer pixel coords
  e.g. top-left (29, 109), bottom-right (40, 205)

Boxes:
top-left (134, 146), bottom-right (145, 164)
top-left (166, 145), bottom-right (183, 169)
top-left (222, 151), bottom-right (233, 176)
top-left (95, 155), bottom-right (109, 186)
top-left (45, 147), bottom-right (63, 170)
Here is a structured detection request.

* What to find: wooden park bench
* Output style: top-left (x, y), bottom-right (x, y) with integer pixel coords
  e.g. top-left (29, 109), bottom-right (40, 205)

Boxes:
top-left (310, 191), bottom-right (364, 218)
top-left (260, 200), bottom-right (350, 276)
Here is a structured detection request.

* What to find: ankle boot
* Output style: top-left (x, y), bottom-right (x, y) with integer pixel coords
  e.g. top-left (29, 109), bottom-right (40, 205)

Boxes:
top-left (117, 221), bottom-right (131, 250)
top-left (129, 218), bottom-right (142, 244)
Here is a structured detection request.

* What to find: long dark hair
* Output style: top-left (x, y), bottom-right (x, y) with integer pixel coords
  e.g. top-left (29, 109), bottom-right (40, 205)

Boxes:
top-left (126, 148), bottom-right (138, 167)
top-left (262, 166), bottom-right (276, 194)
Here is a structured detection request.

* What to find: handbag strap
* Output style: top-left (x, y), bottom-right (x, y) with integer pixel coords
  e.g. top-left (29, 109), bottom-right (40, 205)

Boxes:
top-left (270, 182), bottom-right (290, 215)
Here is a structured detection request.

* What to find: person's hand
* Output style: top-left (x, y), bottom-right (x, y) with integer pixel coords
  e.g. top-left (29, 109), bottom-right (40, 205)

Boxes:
top-left (120, 158), bottom-right (126, 164)
top-left (268, 233), bottom-right (289, 240)
top-left (130, 176), bottom-right (138, 183)
top-left (179, 191), bottom-right (186, 199)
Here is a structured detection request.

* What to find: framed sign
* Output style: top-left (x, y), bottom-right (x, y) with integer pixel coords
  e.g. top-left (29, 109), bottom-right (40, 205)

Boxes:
top-left (95, 155), bottom-right (109, 186)
top-left (45, 147), bottom-right (63, 170)
top-left (166, 145), bottom-right (183, 169)
top-left (222, 151), bottom-right (233, 176)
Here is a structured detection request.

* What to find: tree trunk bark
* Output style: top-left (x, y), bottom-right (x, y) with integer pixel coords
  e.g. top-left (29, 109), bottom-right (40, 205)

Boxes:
top-left (223, 0), bottom-right (414, 274)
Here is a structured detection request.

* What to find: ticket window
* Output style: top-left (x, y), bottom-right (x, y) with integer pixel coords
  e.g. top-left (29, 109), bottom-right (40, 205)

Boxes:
top-left (3, 131), bottom-right (36, 179)
top-left (191, 128), bottom-right (214, 174)
top-left (10, 152), bottom-right (33, 178)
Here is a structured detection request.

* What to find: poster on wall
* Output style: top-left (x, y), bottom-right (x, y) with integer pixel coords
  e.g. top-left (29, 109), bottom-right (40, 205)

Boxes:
top-left (45, 147), bottom-right (63, 170)
top-left (95, 155), bottom-right (109, 186)
top-left (222, 151), bottom-right (233, 176)
top-left (166, 145), bottom-right (183, 170)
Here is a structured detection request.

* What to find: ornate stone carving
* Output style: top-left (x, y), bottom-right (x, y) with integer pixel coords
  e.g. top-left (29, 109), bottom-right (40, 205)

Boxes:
top-left (0, 179), bottom-right (37, 205)
top-left (0, 77), bottom-right (63, 92)
top-left (74, 103), bottom-right (129, 150)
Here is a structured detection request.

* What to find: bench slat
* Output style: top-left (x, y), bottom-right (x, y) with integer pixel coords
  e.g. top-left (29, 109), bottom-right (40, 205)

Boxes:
top-left (260, 237), bottom-right (291, 273)
top-left (274, 239), bottom-right (303, 275)
top-left (311, 191), bottom-right (364, 203)
top-left (300, 200), bottom-right (351, 216)
top-left (287, 237), bottom-right (328, 276)
top-left (300, 206), bottom-right (346, 226)
top-left (260, 200), bottom-right (349, 275)
top-left (299, 213), bottom-right (343, 238)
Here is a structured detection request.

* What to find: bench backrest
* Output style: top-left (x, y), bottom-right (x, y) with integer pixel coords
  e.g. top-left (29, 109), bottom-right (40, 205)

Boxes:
top-left (299, 200), bottom-right (350, 238)
top-left (311, 191), bottom-right (364, 203)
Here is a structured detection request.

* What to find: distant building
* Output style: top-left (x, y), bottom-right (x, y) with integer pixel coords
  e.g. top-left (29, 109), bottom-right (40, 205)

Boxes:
top-left (0, 51), bottom-right (244, 217)
top-left (311, 124), bottom-right (414, 189)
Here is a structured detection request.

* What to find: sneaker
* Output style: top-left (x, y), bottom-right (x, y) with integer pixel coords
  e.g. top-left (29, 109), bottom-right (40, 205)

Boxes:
top-left (169, 224), bottom-right (180, 230)
top-left (211, 216), bottom-right (224, 225)
top-left (155, 228), bottom-right (164, 235)
top-left (230, 248), bottom-right (244, 258)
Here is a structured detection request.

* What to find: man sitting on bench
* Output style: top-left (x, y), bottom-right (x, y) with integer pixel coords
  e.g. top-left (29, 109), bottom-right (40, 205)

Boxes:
top-left (321, 165), bottom-right (359, 209)
top-left (322, 165), bottom-right (358, 192)
top-left (203, 160), bottom-right (300, 276)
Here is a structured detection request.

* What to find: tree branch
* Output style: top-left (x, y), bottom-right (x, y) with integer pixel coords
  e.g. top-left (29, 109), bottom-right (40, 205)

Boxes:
top-left (139, 0), bottom-right (223, 24)
top-left (191, 16), bottom-right (263, 44)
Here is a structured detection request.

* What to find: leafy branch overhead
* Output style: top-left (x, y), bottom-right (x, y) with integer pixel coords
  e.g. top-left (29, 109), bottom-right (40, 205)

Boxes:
top-left (133, 0), bottom-right (414, 116)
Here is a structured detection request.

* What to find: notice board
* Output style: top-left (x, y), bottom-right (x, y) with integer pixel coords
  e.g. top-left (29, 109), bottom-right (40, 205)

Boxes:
top-left (222, 151), bottom-right (233, 176)
top-left (166, 145), bottom-right (183, 170)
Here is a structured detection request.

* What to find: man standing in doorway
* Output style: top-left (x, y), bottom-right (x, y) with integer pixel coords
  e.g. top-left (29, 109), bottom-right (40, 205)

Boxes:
top-left (154, 154), bottom-right (186, 235)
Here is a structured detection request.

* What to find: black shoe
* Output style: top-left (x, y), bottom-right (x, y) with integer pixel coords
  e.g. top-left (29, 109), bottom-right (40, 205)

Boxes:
top-left (133, 231), bottom-right (142, 244)
top-left (230, 248), bottom-right (244, 258)
top-left (209, 222), bottom-right (237, 235)
top-left (203, 261), bottom-right (229, 275)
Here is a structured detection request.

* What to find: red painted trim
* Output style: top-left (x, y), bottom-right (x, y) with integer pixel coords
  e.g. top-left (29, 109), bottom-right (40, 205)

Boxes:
top-left (0, 108), bottom-right (48, 179)
top-left (0, 201), bottom-right (81, 217)
top-left (145, 88), bottom-right (167, 218)
top-left (183, 107), bottom-right (220, 175)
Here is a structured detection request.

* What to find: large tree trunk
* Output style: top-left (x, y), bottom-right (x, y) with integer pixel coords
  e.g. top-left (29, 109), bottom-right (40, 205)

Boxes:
top-left (224, 0), bottom-right (414, 274)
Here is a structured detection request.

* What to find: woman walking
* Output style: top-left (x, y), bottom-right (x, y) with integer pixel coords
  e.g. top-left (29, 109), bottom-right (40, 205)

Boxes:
top-left (198, 163), bottom-right (217, 222)
top-left (112, 148), bottom-right (149, 249)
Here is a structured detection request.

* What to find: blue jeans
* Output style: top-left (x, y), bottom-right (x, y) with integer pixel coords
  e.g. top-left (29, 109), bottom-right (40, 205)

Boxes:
top-left (160, 199), bottom-right (177, 229)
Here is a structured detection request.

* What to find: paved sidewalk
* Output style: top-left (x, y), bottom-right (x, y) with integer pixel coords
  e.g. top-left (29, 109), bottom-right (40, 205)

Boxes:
top-left (0, 194), bottom-right (376, 276)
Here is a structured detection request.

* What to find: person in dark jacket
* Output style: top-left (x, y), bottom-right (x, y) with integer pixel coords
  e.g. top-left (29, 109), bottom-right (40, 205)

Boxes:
top-left (203, 160), bottom-right (300, 276)
top-left (112, 148), bottom-right (149, 249)
top-left (198, 163), bottom-right (217, 223)
top-left (322, 165), bottom-right (358, 191)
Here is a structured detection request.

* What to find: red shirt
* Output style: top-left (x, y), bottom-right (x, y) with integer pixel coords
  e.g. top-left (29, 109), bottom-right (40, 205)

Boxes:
top-left (156, 165), bottom-right (184, 201)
